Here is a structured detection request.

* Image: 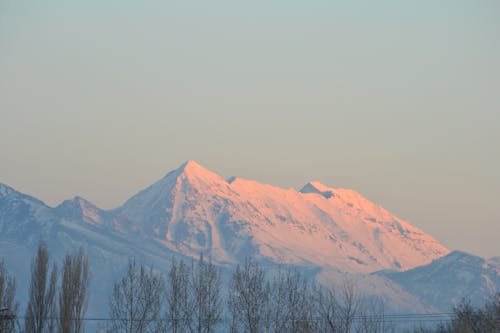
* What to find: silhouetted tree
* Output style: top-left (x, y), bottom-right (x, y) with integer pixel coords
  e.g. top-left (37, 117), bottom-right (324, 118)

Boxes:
top-left (59, 248), bottom-right (89, 333)
top-left (447, 297), bottom-right (498, 333)
top-left (166, 257), bottom-right (190, 333)
top-left (108, 259), bottom-right (165, 333)
top-left (264, 268), bottom-right (287, 333)
top-left (338, 279), bottom-right (359, 333)
top-left (228, 257), bottom-right (268, 333)
top-left (311, 281), bottom-right (339, 333)
top-left (282, 269), bottom-right (312, 333)
top-left (311, 279), bottom-right (361, 333)
top-left (403, 294), bottom-right (500, 333)
top-left (484, 293), bottom-right (500, 331)
top-left (355, 296), bottom-right (394, 333)
top-left (25, 241), bottom-right (58, 333)
top-left (0, 260), bottom-right (18, 333)
top-left (189, 254), bottom-right (222, 333)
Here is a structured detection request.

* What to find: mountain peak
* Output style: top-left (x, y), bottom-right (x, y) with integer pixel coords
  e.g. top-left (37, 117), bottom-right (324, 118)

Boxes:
top-left (0, 182), bottom-right (13, 196)
top-left (72, 195), bottom-right (98, 208)
top-left (442, 250), bottom-right (483, 264)
top-left (0, 182), bottom-right (48, 207)
top-left (119, 160), bottom-right (226, 218)
top-left (174, 160), bottom-right (225, 184)
top-left (180, 160), bottom-right (205, 171)
top-left (300, 181), bottom-right (335, 199)
top-left (177, 160), bottom-right (212, 176)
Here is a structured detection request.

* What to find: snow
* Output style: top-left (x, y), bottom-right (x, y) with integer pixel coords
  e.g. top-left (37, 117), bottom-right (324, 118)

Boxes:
top-left (379, 250), bottom-right (500, 310)
top-left (115, 160), bottom-right (449, 272)
top-left (0, 161), bottom-right (497, 316)
top-left (0, 183), bottom-right (10, 196)
top-left (2, 161), bottom-right (449, 273)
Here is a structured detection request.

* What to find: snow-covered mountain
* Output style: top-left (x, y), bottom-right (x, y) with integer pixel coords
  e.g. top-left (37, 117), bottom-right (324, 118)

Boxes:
top-left (0, 182), bottom-right (55, 241)
top-left (113, 160), bottom-right (448, 272)
top-left (378, 251), bottom-right (500, 311)
top-left (1, 160), bottom-right (496, 315)
top-left (0, 161), bottom-right (448, 272)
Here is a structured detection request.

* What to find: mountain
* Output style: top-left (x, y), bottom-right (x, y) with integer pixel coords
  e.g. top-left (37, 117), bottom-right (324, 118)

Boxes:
top-left (1, 161), bottom-right (448, 273)
top-left (113, 160), bottom-right (448, 272)
top-left (1, 160), bottom-right (496, 316)
top-left (0, 183), bottom-right (55, 240)
top-left (378, 251), bottom-right (500, 311)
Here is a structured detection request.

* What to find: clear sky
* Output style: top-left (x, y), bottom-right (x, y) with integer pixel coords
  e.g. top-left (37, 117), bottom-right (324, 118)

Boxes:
top-left (1, 1), bottom-right (499, 258)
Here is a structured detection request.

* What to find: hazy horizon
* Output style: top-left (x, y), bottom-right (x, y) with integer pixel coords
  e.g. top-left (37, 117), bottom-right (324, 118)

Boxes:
top-left (1, 1), bottom-right (499, 258)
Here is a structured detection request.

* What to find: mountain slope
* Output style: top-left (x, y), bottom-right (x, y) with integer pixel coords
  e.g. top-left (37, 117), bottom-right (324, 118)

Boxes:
top-left (378, 251), bottom-right (500, 311)
top-left (0, 161), bottom-right (449, 273)
top-left (2, 161), bottom-right (498, 317)
top-left (114, 160), bottom-right (448, 272)
top-left (0, 183), bottom-right (56, 240)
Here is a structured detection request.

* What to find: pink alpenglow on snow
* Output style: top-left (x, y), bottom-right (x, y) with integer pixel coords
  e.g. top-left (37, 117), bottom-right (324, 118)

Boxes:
top-left (116, 161), bottom-right (449, 273)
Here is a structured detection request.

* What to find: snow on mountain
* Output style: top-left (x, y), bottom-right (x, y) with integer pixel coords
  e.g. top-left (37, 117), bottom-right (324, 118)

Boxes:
top-left (0, 160), bottom-right (450, 275)
top-left (0, 183), bottom-right (181, 318)
top-left (115, 161), bottom-right (448, 272)
top-left (316, 268), bottom-right (429, 314)
top-left (0, 160), bottom-right (475, 317)
top-left (378, 251), bottom-right (500, 311)
top-left (55, 196), bottom-right (107, 226)
top-left (490, 256), bottom-right (500, 265)
top-left (0, 183), bottom-right (55, 240)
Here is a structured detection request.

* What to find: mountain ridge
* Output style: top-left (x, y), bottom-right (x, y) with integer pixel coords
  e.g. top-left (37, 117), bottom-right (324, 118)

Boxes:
top-left (378, 250), bottom-right (500, 310)
top-left (1, 161), bottom-right (449, 272)
top-left (1, 161), bottom-right (499, 315)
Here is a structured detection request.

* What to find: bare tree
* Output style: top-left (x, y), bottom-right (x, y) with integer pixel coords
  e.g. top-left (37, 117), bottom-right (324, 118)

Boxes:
top-left (355, 296), bottom-right (394, 333)
top-left (59, 248), bottom-right (89, 333)
top-left (264, 268), bottom-right (288, 333)
top-left (166, 257), bottom-right (190, 333)
top-left (447, 297), bottom-right (499, 333)
top-left (338, 279), bottom-right (359, 333)
top-left (311, 279), bottom-right (360, 333)
top-left (484, 293), bottom-right (500, 331)
top-left (25, 242), bottom-right (58, 333)
top-left (189, 254), bottom-right (222, 333)
top-left (228, 257), bottom-right (268, 333)
top-left (402, 294), bottom-right (500, 333)
top-left (108, 259), bottom-right (165, 333)
top-left (284, 269), bottom-right (313, 333)
top-left (261, 268), bottom-right (314, 333)
top-left (311, 282), bottom-right (339, 333)
top-left (0, 260), bottom-right (18, 333)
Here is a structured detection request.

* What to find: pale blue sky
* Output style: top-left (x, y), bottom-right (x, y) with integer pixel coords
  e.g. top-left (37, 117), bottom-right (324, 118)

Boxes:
top-left (1, 1), bottom-right (499, 258)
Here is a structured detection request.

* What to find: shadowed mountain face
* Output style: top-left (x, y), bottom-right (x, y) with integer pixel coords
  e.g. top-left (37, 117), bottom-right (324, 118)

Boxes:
top-left (378, 251), bottom-right (500, 311)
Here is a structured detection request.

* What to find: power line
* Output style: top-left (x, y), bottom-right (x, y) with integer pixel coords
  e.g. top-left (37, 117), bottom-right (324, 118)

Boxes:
top-left (12, 313), bottom-right (456, 322)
